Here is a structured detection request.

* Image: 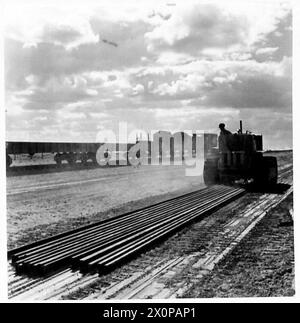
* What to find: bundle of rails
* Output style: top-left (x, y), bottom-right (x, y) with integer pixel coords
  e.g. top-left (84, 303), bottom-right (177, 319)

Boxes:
top-left (9, 186), bottom-right (245, 276)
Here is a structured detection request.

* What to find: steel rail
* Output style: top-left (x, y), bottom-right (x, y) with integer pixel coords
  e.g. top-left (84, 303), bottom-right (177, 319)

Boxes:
top-left (9, 185), bottom-right (223, 258)
top-left (12, 186), bottom-right (226, 262)
top-left (14, 189), bottom-right (224, 274)
top-left (10, 185), bottom-right (245, 276)
top-left (96, 189), bottom-right (245, 271)
top-left (76, 188), bottom-right (240, 267)
top-left (21, 188), bottom-right (235, 275)
top-left (12, 187), bottom-right (228, 268)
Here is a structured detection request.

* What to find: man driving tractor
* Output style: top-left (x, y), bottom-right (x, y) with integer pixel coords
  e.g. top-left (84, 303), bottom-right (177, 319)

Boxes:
top-left (203, 120), bottom-right (277, 186)
top-left (218, 123), bottom-right (232, 153)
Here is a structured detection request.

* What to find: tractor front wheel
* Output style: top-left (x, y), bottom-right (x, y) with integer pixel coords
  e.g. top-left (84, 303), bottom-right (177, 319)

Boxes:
top-left (203, 160), bottom-right (219, 186)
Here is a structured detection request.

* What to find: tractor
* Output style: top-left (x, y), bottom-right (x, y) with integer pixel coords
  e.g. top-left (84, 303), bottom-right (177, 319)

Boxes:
top-left (203, 121), bottom-right (278, 186)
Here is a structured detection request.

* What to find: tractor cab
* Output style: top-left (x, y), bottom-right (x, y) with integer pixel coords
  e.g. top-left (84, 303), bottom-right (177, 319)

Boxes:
top-left (203, 121), bottom-right (277, 186)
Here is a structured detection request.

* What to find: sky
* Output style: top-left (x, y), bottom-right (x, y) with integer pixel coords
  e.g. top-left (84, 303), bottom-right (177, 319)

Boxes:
top-left (3, 0), bottom-right (293, 149)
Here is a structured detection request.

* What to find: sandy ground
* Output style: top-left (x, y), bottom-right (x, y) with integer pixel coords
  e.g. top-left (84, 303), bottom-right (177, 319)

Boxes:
top-left (184, 193), bottom-right (294, 298)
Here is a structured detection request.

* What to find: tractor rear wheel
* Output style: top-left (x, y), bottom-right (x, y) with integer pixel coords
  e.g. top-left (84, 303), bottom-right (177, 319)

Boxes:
top-left (263, 156), bottom-right (278, 185)
top-left (203, 160), bottom-right (219, 186)
top-left (254, 156), bottom-right (277, 186)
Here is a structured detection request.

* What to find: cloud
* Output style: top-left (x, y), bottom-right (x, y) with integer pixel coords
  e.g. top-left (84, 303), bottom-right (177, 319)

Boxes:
top-left (4, 1), bottom-right (293, 148)
top-left (145, 3), bottom-right (248, 54)
top-left (201, 70), bottom-right (291, 109)
top-left (18, 75), bottom-right (98, 111)
top-left (131, 84), bottom-right (145, 96)
top-left (136, 57), bottom-right (292, 110)
top-left (252, 9), bottom-right (292, 62)
top-left (255, 47), bottom-right (279, 58)
top-left (152, 74), bottom-right (207, 98)
top-left (145, 2), bottom-right (291, 63)
top-left (238, 108), bottom-right (292, 150)
top-left (41, 22), bottom-right (98, 49)
top-left (5, 17), bottom-right (154, 92)
top-left (5, 7), bottom-right (99, 49)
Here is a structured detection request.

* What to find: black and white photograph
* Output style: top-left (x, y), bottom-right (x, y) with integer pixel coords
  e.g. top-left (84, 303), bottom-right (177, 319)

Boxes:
top-left (1, 0), bottom-right (296, 303)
